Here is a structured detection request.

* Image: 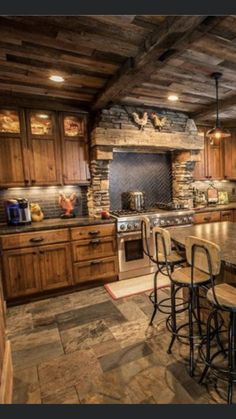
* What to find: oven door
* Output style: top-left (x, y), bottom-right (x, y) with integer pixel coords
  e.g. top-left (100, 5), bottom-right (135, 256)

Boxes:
top-left (118, 231), bottom-right (153, 273)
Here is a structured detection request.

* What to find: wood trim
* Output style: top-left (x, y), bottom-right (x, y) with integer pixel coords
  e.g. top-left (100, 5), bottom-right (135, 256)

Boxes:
top-left (0, 340), bottom-right (13, 404)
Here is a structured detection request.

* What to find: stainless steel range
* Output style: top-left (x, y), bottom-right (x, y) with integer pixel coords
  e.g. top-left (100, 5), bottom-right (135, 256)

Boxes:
top-left (110, 207), bottom-right (194, 280)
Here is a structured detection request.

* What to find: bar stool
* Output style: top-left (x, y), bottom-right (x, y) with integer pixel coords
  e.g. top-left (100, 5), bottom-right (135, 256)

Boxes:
top-left (166, 236), bottom-right (222, 377)
top-left (141, 218), bottom-right (186, 325)
top-left (199, 280), bottom-right (236, 404)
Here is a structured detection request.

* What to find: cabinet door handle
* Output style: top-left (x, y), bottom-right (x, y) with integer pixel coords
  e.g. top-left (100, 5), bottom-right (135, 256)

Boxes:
top-left (203, 217), bottom-right (211, 222)
top-left (89, 230), bottom-right (100, 236)
top-left (30, 237), bottom-right (44, 243)
top-left (91, 260), bottom-right (102, 265)
top-left (24, 179), bottom-right (29, 184)
top-left (90, 239), bottom-right (101, 245)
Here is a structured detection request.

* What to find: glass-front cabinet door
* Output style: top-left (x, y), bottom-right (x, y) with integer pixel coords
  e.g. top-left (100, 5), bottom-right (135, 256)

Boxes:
top-left (0, 109), bottom-right (29, 187)
top-left (60, 113), bottom-right (90, 184)
top-left (27, 110), bottom-right (61, 185)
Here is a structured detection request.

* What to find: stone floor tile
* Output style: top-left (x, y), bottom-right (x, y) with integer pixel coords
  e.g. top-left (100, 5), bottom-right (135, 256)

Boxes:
top-left (42, 386), bottom-right (80, 404)
top-left (13, 366), bottom-right (41, 404)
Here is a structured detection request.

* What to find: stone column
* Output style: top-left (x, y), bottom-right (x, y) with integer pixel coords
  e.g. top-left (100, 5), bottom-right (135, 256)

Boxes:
top-left (172, 151), bottom-right (200, 209)
top-left (87, 160), bottom-right (110, 218)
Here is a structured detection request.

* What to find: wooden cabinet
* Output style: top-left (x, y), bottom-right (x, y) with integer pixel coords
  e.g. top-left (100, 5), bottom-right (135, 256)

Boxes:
top-left (2, 247), bottom-right (41, 298)
top-left (221, 210), bottom-right (234, 222)
top-left (39, 243), bottom-right (73, 290)
top-left (0, 108), bottom-right (90, 188)
top-left (1, 228), bottom-right (72, 299)
top-left (26, 110), bottom-right (62, 185)
top-left (193, 127), bottom-right (224, 180)
top-left (193, 211), bottom-right (221, 224)
top-left (0, 109), bottom-right (29, 187)
top-left (224, 130), bottom-right (236, 180)
top-left (71, 223), bottom-right (118, 284)
top-left (60, 113), bottom-right (90, 184)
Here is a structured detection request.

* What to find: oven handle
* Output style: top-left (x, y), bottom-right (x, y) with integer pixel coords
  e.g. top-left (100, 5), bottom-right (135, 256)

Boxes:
top-left (118, 232), bottom-right (147, 241)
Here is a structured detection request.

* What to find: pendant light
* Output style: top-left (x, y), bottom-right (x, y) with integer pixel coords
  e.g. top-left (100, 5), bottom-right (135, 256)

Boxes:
top-left (206, 72), bottom-right (230, 142)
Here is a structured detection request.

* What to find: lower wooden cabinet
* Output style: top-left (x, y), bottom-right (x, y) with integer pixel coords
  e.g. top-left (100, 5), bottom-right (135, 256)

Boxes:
top-left (73, 257), bottom-right (118, 284)
top-left (220, 210), bottom-right (234, 222)
top-left (193, 211), bottom-right (221, 224)
top-left (2, 243), bottom-right (73, 298)
top-left (2, 247), bottom-right (41, 298)
top-left (72, 237), bottom-right (117, 262)
top-left (39, 243), bottom-right (73, 290)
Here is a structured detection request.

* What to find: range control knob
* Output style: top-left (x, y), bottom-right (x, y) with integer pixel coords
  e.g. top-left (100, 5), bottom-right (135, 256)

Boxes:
top-left (153, 220), bottom-right (159, 226)
top-left (189, 216), bottom-right (193, 223)
top-left (119, 224), bottom-right (126, 231)
top-left (133, 223), bottom-right (139, 229)
top-left (160, 219), bottom-right (165, 226)
top-left (127, 224), bottom-right (132, 230)
top-left (183, 217), bottom-right (187, 223)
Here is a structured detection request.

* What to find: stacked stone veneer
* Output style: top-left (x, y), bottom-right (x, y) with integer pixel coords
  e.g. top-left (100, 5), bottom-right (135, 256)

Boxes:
top-left (172, 153), bottom-right (196, 209)
top-left (87, 160), bottom-right (110, 218)
top-left (88, 105), bottom-right (203, 216)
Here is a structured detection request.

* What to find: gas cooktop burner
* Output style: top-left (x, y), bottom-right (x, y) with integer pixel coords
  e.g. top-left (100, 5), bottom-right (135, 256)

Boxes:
top-left (110, 209), bottom-right (156, 217)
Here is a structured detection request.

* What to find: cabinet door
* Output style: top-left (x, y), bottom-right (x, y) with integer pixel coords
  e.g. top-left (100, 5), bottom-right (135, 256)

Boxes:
top-left (60, 113), bottom-right (90, 184)
top-left (220, 210), bottom-right (234, 222)
top-left (27, 110), bottom-right (62, 185)
top-left (224, 130), bottom-right (236, 180)
top-left (0, 110), bottom-right (29, 187)
top-left (206, 138), bottom-right (224, 180)
top-left (39, 243), bottom-right (73, 290)
top-left (0, 273), bottom-right (6, 381)
top-left (2, 248), bottom-right (41, 298)
top-left (193, 147), bottom-right (207, 180)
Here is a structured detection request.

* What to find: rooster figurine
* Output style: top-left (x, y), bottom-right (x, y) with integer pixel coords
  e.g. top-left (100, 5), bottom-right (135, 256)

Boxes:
top-left (58, 192), bottom-right (77, 218)
top-left (150, 113), bottom-right (168, 131)
top-left (132, 111), bottom-right (148, 130)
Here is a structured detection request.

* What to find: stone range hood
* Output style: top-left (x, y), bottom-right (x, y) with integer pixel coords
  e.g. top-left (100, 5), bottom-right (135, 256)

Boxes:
top-left (87, 106), bottom-right (204, 217)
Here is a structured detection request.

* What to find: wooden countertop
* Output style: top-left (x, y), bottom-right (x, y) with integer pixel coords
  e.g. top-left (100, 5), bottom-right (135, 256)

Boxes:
top-left (0, 217), bottom-right (115, 235)
top-left (169, 221), bottom-right (236, 267)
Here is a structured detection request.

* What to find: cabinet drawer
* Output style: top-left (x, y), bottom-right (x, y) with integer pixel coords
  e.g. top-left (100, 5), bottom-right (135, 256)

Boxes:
top-left (72, 237), bottom-right (117, 262)
top-left (0, 228), bottom-right (70, 250)
top-left (193, 211), bottom-right (221, 224)
top-left (73, 257), bottom-right (118, 283)
top-left (71, 223), bottom-right (115, 241)
top-left (220, 210), bottom-right (234, 222)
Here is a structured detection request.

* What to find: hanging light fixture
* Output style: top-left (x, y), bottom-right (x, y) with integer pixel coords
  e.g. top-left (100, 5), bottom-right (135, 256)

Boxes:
top-left (206, 72), bottom-right (230, 142)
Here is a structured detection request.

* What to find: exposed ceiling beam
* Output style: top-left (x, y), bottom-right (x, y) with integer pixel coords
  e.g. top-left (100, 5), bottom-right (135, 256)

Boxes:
top-left (92, 16), bottom-right (224, 110)
top-left (193, 94), bottom-right (236, 121)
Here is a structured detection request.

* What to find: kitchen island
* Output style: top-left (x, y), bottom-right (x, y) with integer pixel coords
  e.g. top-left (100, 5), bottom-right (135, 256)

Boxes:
top-left (169, 221), bottom-right (236, 267)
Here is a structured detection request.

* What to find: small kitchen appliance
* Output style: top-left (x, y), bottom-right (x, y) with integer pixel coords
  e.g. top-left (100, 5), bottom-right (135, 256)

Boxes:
top-left (5, 198), bottom-right (31, 226)
top-left (122, 191), bottom-right (145, 211)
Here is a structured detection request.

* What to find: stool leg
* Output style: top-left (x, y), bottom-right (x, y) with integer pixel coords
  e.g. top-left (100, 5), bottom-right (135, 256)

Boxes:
top-left (149, 270), bottom-right (158, 326)
top-left (199, 309), bottom-right (216, 384)
top-left (214, 310), bottom-right (226, 356)
top-left (227, 312), bottom-right (233, 404)
top-left (167, 282), bottom-right (177, 354)
top-left (196, 288), bottom-right (203, 338)
top-left (189, 287), bottom-right (195, 377)
top-left (227, 312), bottom-right (236, 405)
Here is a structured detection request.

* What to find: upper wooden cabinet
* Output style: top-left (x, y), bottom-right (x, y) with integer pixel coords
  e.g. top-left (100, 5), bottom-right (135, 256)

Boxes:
top-left (224, 130), bottom-right (236, 180)
top-left (193, 127), bottom-right (224, 180)
top-left (60, 113), bottom-right (90, 185)
top-left (0, 109), bottom-right (30, 187)
top-left (26, 110), bottom-right (62, 186)
top-left (0, 108), bottom-right (90, 188)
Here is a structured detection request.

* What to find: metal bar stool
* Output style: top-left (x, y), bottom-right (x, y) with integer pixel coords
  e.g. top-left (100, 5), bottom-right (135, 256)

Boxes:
top-left (166, 236), bottom-right (222, 377)
top-left (141, 218), bottom-right (186, 326)
top-left (199, 276), bottom-right (236, 404)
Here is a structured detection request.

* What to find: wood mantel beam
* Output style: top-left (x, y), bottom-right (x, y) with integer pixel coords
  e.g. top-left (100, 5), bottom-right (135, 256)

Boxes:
top-left (92, 16), bottom-right (223, 110)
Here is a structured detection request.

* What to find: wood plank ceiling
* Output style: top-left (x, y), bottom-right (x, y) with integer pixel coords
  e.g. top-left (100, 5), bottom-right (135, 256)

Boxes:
top-left (0, 16), bottom-right (236, 123)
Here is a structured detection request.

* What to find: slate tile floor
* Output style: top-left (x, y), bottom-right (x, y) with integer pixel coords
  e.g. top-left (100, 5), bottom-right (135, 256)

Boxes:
top-left (7, 286), bottom-right (231, 404)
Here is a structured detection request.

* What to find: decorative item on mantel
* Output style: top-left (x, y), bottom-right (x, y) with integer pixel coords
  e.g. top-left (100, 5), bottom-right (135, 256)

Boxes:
top-left (132, 112), bottom-right (148, 130)
top-left (150, 113), bottom-right (168, 131)
top-left (185, 118), bottom-right (198, 133)
top-left (58, 192), bottom-right (77, 218)
top-left (30, 203), bottom-right (44, 222)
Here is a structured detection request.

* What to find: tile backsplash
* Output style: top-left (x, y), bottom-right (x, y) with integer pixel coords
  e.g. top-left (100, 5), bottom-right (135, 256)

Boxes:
top-left (192, 180), bottom-right (236, 202)
top-left (0, 185), bottom-right (88, 224)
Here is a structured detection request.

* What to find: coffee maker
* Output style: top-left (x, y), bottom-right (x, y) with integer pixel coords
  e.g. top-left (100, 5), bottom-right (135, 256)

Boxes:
top-left (5, 198), bottom-right (31, 226)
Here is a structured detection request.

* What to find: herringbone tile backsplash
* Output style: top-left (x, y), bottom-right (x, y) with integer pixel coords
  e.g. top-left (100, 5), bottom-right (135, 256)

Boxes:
top-left (109, 152), bottom-right (172, 210)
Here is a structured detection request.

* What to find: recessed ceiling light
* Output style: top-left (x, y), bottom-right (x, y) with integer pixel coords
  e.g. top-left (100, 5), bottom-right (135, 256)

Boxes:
top-left (49, 75), bottom-right (65, 83)
top-left (168, 94), bottom-right (179, 102)
top-left (37, 114), bottom-right (49, 119)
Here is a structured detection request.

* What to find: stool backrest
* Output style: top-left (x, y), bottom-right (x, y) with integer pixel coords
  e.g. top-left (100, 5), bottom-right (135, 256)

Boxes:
top-left (185, 236), bottom-right (221, 276)
top-left (152, 226), bottom-right (171, 258)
